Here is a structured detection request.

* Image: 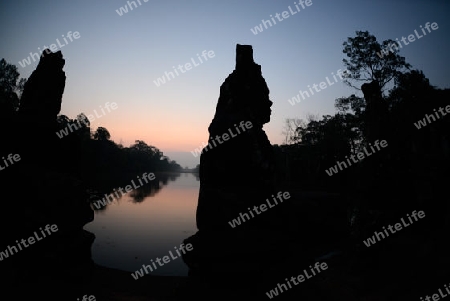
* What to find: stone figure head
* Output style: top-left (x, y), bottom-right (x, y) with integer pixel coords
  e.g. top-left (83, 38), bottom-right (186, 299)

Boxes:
top-left (209, 44), bottom-right (272, 136)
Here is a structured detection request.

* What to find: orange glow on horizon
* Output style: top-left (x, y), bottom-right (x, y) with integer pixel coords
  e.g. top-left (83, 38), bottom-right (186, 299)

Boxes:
top-left (105, 124), bottom-right (210, 151)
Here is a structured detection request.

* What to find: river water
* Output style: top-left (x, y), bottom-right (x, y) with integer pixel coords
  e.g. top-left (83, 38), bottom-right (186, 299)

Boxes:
top-left (83, 172), bottom-right (199, 276)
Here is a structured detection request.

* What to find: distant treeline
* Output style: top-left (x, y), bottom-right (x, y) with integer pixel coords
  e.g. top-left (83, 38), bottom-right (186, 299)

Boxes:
top-left (54, 114), bottom-right (183, 188)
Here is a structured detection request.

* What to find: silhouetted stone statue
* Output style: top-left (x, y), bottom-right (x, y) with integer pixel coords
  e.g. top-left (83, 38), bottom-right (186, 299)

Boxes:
top-left (19, 49), bottom-right (65, 123)
top-left (196, 44), bottom-right (275, 231)
top-left (16, 49), bottom-right (67, 167)
top-left (0, 50), bottom-right (94, 299)
top-left (183, 45), bottom-right (295, 297)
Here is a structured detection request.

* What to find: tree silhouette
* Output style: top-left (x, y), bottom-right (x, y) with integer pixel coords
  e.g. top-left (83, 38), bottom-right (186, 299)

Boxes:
top-left (281, 118), bottom-right (304, 145)
top-left (93, 126), bottom-right (111, 141)
top-left (296, 114), bottom-right (359, 155)
top-left (76, 113), bottom-right (90, 126)
top-left (75, 113), bottom-right (91, 140)
top-left (0, 58), bottom-right (26, 116)
top-left (342, 31), bottom-right (411, 91)
top-left (335, 94), bottom-right (365, 117)
top-left (56, 114), bottom-right (71, 127)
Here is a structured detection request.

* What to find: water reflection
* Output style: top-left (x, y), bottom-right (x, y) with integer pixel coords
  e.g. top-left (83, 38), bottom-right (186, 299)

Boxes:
top-left (84, 172), bottom-right (199, 276)
top-left (90, 172), bottom-right (183, 209)
top-left (129, 180), bottom-right (161, 203)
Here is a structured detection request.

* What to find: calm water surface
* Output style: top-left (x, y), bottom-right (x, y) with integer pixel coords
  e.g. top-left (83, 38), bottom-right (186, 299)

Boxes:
top-left (84, 172), bottom-right (199, 276)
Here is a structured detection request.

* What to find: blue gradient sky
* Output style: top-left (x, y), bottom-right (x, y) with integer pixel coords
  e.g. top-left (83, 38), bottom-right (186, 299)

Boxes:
top-left (1, 0), bottom-right (449, 168)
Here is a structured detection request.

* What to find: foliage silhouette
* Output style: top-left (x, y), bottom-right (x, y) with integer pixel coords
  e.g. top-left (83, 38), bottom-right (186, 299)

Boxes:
top-left (342, 30), bottom-right (411, 91)
top-left (281, 31), bottom-right (449, 196)
top-left (93, 126), bottom-right (110, 141)
top-left (0, 59), bottom-right (26, 118)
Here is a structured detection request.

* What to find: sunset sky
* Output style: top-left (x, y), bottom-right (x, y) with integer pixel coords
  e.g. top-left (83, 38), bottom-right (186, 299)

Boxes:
top-left (1, 0), bottom-right (449, 168)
